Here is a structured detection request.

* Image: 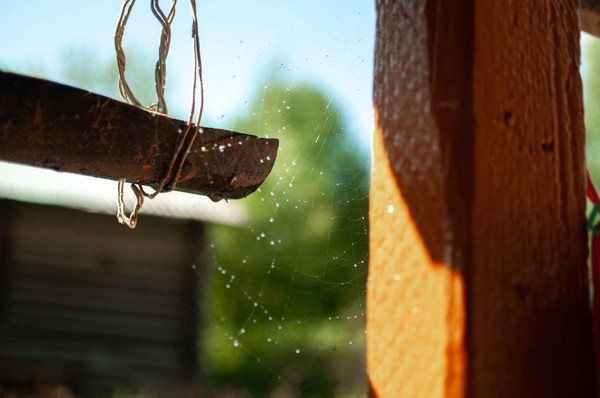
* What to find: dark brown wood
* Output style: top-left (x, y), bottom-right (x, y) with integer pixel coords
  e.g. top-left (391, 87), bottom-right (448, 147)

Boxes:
top-left (582, 1), bottom-right (600, 37)
top-left (583, 0), bottom-right (600, 12)
top-left (471, 1), bottom-right (594, 395)
top-left (0, 72), bottom-right (278, 201)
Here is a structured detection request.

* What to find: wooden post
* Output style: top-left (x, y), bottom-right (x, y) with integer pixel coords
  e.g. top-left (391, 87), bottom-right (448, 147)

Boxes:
top-left (368, 1), bottom-right (595, 397)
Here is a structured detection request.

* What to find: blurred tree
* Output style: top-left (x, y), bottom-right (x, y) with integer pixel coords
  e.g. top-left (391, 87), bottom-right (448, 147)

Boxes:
top-left (584, 35), bottom-right (600, 180)
top-left (4, 45), bottom-right (156, 107)
top-left (27, 48), bottom-right (369, 396)
top-left (203, 80), bottom-right (369, 397)
top-left (66, 46), bottom-right (156, 106)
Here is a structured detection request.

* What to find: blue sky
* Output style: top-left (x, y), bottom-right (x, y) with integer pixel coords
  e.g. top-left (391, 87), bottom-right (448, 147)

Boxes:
top-left (0, 1), bottom-right (376, 146)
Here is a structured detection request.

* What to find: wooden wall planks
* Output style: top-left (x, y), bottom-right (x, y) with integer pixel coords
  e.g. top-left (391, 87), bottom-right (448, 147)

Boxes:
top-left (0, 200), bottom-right (203, 395)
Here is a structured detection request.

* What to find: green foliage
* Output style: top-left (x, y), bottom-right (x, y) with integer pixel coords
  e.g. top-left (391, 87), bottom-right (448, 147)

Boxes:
top-left (36, 48), bottom-right (369, 395)
top-left (9, 45), bottom-right (156, 106)
top-left (584, 35), bottom-right (600, 182)
top-left (202, 80), bottom-right (369, 396)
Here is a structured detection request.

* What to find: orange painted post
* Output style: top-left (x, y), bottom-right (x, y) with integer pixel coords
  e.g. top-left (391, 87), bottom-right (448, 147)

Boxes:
top-left (368, 1), bottom-right (595, 397)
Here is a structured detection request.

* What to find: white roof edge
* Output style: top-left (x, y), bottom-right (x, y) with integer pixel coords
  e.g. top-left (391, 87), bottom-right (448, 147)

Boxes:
top-left (0, 161), bottom-right (248, 226)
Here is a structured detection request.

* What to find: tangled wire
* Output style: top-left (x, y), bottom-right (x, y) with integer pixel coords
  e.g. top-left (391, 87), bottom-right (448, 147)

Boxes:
top-left (114, 0), bottom-right (205, 228)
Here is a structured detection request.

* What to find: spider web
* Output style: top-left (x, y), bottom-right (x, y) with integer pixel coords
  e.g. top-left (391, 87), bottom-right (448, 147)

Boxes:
top-left (200, 79), bottom-right (370, 395)
top-left (0, 1), bottom-right (375, 396)
top-left (195, 4), bottom-right (374, 392)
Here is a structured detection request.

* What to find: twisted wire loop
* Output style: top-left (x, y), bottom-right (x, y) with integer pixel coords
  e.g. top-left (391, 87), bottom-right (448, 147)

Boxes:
top-left (150, 0), bottom-right (177, 114)
top-left (140, 0), bottom-right (204, 198)
top-left (117, 178), bottom-right (144, 229)
top-left (114, 0), bottom-right (205, 226)
top-left (115, 0), bottom-right (143, 107)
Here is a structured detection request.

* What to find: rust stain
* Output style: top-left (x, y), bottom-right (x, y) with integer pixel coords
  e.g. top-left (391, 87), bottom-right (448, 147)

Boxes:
top-left (0, 72), bottom-right (279, 200)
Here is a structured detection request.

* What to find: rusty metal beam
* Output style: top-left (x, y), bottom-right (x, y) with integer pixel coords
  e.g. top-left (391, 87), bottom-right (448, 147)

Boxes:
top-left (0, 72), bottom-right (278, 201)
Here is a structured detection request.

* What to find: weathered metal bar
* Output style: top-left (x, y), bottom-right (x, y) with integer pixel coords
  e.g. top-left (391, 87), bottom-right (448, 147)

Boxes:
top-left (0, 72), bottom-right (278, 201)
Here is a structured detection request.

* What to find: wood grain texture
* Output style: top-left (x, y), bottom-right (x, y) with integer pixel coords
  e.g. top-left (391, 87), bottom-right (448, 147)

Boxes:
top-left (369, 0), bottom-right (595, 396)
top-left (471, 1), bottom-right (594, 396)
top-left (581, 8), bottom-right (600, 38)
top-left (582, 0), bottom-right (600, 12)
top-left (0, 72), bottom-right (278, 201)
top-left (368, 0), bottom-right (471, 396)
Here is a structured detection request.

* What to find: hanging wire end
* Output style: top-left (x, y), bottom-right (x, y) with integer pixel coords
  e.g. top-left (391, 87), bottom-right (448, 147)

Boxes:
top-left (117, 178), bottom-right (145, 229)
